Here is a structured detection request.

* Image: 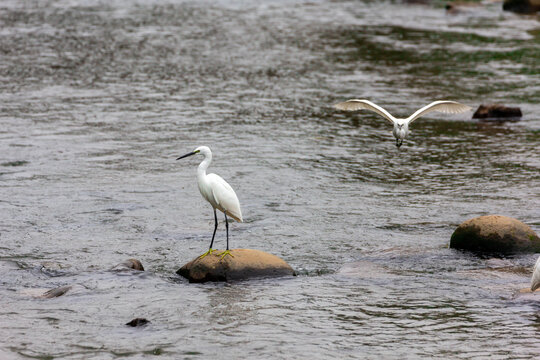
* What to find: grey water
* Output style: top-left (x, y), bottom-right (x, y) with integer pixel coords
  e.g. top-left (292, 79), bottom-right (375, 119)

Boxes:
top-left (1, 0), bottom-right (539, 358)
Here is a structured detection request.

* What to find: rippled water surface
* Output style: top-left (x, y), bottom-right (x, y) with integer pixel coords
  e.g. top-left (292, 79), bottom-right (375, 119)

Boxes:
top-left (1, 0), bottom-right (540, 358)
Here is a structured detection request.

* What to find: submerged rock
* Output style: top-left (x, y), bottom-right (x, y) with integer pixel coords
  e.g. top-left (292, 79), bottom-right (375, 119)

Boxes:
top-left (517, 288), bottom-right (540, 302)
top-left (472, 104), bottom-right (522, 120)
top-left (339, 260), bottom-right (397, 279)
top-left (126, 318), bottom-right (150, 327)
top-left (110, 258), bottom-right (145, 272)
top-left (23, 284), bottom-right (87, 299)
top-left (42, 285), bottom-right (73, 298)
top-left (450, 215), bottom-right (540, 254)
top-left (503, 0), bottom-right (540, 13)
top-left (177, 249), bottom-right (295, 283)
top-left (445, 2), bottom-right (482, 14)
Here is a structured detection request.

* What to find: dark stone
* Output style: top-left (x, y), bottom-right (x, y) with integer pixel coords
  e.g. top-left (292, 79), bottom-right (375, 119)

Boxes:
top-left (450, 215), bottom-right (540, 255)
top-left (472, 104), bottom-right (522, 120)
top-left (503, 0), bottom-right (540, 13)
top-left (126, 318), bottom-right (150, 327)
top-left (177, 249), bottom-right (296, 283)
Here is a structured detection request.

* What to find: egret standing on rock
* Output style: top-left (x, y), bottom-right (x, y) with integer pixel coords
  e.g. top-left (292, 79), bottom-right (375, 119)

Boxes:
top-left (177, 146), bottom-right (243, 260)
top-left (531, 255), bottom-right (540, 292)
top-left (333, 99), bottom-right (471, 148)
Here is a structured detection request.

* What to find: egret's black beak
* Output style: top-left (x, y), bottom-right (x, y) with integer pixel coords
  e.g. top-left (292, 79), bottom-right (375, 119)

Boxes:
top-left (176, 150), bottom-right (199, 160)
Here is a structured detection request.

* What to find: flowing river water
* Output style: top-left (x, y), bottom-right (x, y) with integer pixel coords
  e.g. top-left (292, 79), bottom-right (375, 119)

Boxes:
top-left (1, 0), bottom-right (539, 358)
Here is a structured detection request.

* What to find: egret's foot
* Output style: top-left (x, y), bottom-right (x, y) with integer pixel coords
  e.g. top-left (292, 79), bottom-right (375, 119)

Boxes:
top-left (198, 248), bottom-right (215, 260)
top-left (217, 250), bottom-right (234, 260)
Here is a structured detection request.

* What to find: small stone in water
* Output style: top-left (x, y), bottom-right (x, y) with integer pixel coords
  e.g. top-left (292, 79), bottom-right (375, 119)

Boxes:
top-left (126, 318), bottom-right (150, 327)
top-left (111, 259), bottom-right (145, 272)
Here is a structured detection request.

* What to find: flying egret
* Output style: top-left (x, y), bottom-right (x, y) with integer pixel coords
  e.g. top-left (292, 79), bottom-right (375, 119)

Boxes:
top-left (531, 255), bottom-right (540, 292)
top-left (177, 146), bottom-right (243, 260)
top-left (333, 99), bottom-right (472, 148)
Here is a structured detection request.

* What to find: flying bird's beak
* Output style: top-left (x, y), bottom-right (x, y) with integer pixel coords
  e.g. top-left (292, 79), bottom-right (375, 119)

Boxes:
top-left (176, 150), bottom-right (199, 160)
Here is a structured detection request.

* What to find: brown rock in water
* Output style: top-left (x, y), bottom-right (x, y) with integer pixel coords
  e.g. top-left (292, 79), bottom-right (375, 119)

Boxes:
top-left (111, 258), bottom-right (145, 272)
top-left (472, 104), bottom-right (522, 119)
top-left (450, 215), bottom-right (540, 254)
top-left (503, 0), bottom-right (540, 13)
top-left (177, 249), bottom-right (295, 283)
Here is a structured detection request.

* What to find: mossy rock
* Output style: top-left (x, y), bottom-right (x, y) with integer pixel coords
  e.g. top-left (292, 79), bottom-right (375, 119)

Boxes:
top-left (450, 215), bottom-right (540, 254)
top-left (177, 249), bottom-right (295, 283)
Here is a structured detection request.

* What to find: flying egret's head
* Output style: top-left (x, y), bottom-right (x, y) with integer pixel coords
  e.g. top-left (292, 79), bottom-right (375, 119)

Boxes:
top-left (176, 146), bottom-right (211, 160)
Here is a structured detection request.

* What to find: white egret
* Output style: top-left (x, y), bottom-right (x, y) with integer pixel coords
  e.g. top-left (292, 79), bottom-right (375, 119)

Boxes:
top-left (177, 146), bottom-right (243, 260)
top-left (333, 99), bottom-right (472, 148)
top-left (531, 255), bottom-right (540, 292)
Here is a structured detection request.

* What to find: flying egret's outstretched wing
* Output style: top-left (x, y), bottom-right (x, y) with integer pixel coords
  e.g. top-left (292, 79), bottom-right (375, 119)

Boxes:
top-left (207, 173), bottom-right (243, 222)
top-left (406, 101), bottom-right (471, 124)
top-left (531, 255), bottom-right (540, 291)
top-left (333, 99), bottom-right (397, 124)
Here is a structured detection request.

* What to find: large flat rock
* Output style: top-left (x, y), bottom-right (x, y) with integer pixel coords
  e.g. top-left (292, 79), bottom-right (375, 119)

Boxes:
top-left (450, 215), bottom-right (540, 254)
top-left (177, 249), bottom-right (295, 283)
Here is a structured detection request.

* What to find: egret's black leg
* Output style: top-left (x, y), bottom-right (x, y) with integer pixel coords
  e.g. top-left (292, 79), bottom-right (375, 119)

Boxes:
top-left (225, 213), bottom-right (229, 250)
top-left (209, 208), bottom-right (218, 249)
top-left (217, 213), bottom-right (234, 260)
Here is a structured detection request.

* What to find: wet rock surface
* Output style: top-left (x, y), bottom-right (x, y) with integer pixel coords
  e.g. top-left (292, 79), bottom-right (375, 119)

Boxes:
top-left (450, 215), bottom-right (540, 254)
top-left (177, 249), bottom-right (295, 283)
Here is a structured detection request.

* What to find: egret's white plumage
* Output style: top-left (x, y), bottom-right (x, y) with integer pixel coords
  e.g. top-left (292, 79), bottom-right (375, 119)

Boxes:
top-left (531, 255), bottom-right (540, 292)
top-left (333, 99), bottom-right (471, 147)
top-left (177, 145), bottom-right (242, 257)
top-left (193, 146), bottom-right (242, 222)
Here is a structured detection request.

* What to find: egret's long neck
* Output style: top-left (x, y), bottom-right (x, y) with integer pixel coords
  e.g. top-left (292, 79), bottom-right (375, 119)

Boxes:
top-left (197, 152), bottom-right (212, 180)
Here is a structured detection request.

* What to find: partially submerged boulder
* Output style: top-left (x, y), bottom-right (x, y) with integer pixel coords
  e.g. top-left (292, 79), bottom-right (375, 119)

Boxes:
top-left (177, 249), bottom-right (295, 283)
top-left (42, 285), bottom-right (73, 298)
top-left (472, 104), bottom-right (522, 120)
top-left (450, 215), bottom-right (540, 254)
top-left (110, 258), bottom-right (145, 272)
